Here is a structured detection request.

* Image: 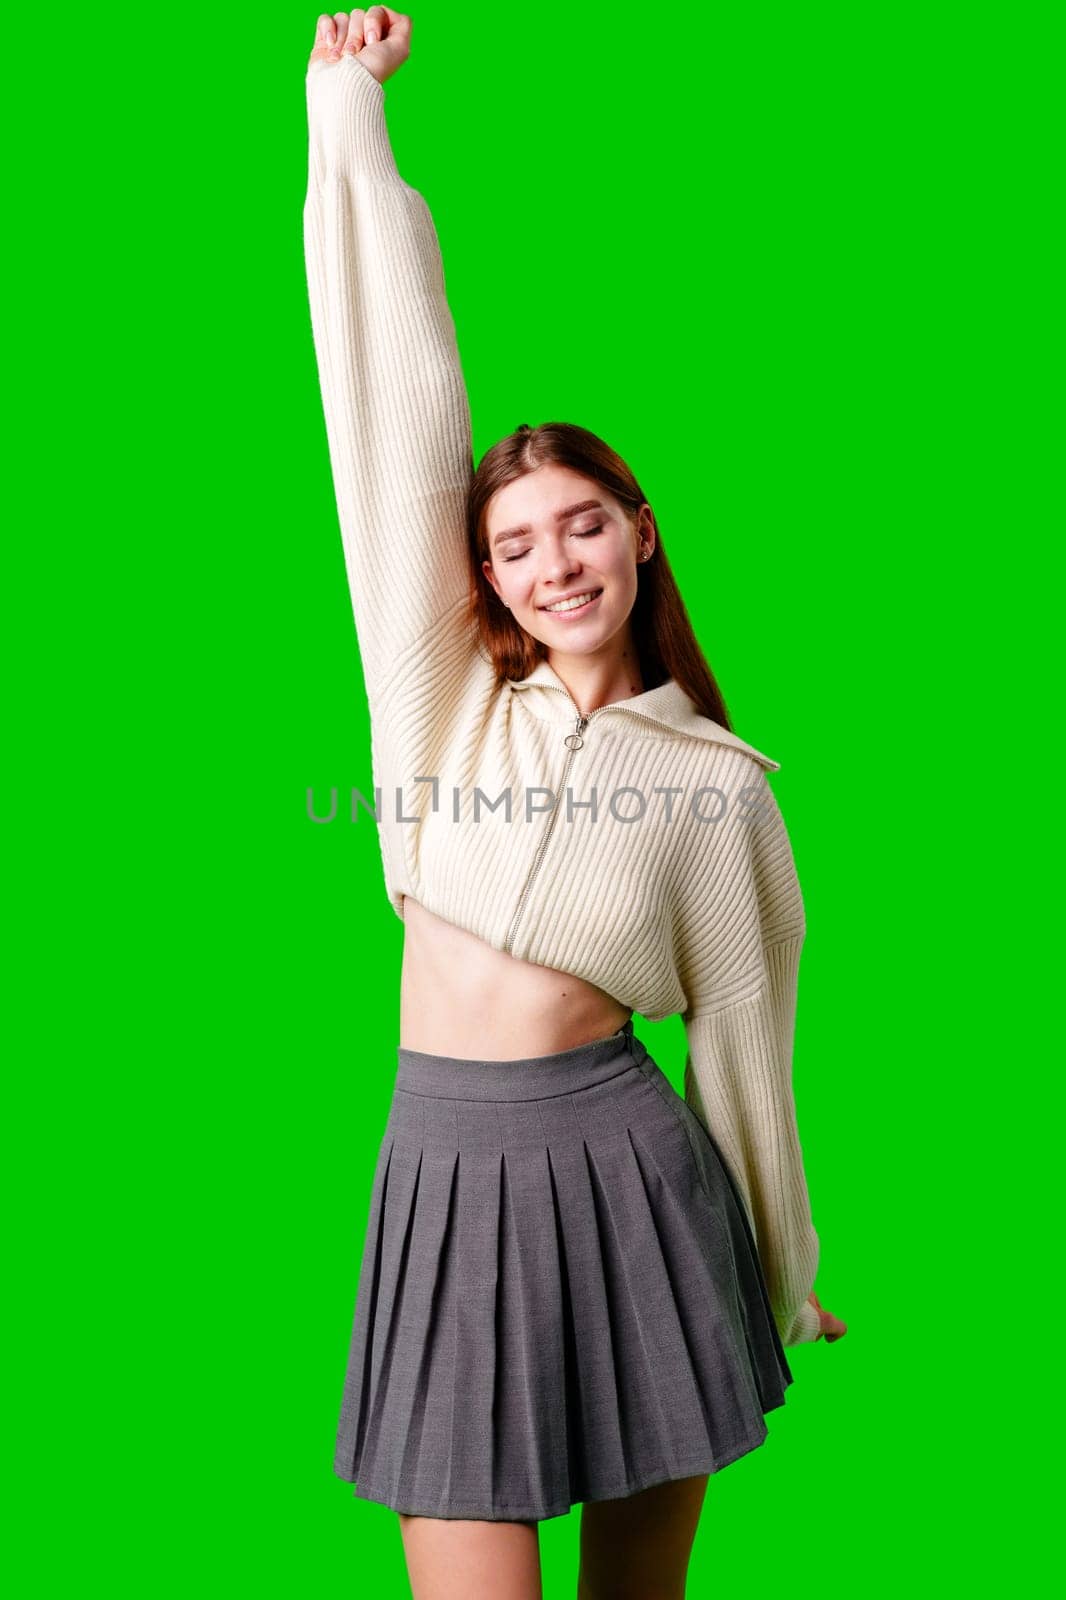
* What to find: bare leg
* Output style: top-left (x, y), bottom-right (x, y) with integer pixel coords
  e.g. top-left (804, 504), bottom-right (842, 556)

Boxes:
top-left (577, 1474), bottom-right (710, 1600)
top-left (398, 1513), bottom-right (543, 1600)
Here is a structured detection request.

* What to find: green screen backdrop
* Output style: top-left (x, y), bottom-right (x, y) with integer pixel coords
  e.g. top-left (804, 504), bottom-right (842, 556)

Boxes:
top-left (7, 2), bottom-right (1056, 1596)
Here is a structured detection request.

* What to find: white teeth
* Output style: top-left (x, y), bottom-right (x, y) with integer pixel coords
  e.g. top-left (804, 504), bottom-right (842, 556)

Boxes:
top-left (544, 590), bottom-right (600, 613)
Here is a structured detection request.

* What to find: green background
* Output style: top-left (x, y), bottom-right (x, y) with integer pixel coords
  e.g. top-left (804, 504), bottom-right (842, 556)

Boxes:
top-left (8, 1), bottom-right (1057, 1595)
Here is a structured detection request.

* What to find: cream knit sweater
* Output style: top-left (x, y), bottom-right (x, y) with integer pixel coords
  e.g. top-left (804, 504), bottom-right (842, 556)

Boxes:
top-left (303, 52), bottom-right (823, 1347)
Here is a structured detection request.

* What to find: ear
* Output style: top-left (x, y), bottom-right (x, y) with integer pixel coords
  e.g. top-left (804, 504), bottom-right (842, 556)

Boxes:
top-left (481, 556), bottom-right (503, 602)
top-left (636, 503), bottom-right (656, 557)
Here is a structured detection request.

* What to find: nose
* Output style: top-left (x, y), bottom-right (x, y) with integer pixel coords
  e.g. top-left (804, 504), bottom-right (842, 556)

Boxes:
top-left (541, 541), bottom-right (581, 584)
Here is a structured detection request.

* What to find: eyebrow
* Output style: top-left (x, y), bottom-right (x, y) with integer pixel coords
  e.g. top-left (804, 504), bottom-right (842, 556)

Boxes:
top-left (490, 499), bottom-right (606, 549)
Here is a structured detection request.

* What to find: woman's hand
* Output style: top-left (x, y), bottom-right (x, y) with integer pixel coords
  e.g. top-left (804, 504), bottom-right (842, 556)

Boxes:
top-left (808, 1290), bottom-right (848, 1342)
top-left (308, 8), bottom-right (412, 86)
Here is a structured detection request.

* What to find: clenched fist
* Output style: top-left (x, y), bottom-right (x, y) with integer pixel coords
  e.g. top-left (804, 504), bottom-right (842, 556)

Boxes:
top-left (308, 8), bottom-right (412, 85)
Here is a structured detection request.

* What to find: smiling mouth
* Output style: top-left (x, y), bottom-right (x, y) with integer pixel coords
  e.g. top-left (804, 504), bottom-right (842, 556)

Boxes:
top-left (539, 588), bottom-right (604, 615)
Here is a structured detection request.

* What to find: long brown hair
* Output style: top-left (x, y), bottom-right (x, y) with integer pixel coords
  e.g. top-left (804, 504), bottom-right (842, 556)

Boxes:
top-left (466, 421), bottom-right (733, 730)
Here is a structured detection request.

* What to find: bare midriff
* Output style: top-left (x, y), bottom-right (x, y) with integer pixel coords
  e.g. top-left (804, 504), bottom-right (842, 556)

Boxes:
top-left (399, 895), bottom-right (634, 1060)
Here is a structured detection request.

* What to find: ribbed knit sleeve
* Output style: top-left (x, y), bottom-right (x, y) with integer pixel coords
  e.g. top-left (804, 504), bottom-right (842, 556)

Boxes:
top-left (682, 774), bottom-right (822, 1347)
top-left (302, 54), bottom-right (474, 724)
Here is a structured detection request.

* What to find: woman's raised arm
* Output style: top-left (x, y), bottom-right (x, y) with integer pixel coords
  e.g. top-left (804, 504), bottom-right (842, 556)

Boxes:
top-left (303, 11), bottom-right (475, 725)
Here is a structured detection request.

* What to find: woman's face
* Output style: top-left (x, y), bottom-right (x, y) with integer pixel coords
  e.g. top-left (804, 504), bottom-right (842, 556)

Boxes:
top-left (481, 464), bottom-right (653, 658)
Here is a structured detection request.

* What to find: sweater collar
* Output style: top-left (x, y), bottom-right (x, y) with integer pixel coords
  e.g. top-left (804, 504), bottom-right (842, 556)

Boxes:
top-left (505, 657), bottom-right (781, 772)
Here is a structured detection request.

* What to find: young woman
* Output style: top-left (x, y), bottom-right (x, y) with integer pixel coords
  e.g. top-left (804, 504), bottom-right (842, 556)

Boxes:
top-left (304, 10), bottom-right (846, 1598)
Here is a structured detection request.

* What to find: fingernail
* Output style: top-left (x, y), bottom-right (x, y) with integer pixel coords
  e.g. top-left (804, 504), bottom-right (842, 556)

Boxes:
top-left (366, 27), bottom-right (379, 43)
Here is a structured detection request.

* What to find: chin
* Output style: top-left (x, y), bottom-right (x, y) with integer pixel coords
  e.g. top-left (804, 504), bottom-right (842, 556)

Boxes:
top-left (530, 628), bottom-right (618, 657)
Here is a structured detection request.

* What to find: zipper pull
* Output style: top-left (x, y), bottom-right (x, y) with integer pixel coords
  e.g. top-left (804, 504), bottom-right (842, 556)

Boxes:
top-left (564, 713), bottom-right (588, 751)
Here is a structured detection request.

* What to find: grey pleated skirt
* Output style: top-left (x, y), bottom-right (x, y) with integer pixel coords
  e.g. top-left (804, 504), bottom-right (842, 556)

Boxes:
top-left (333, 1019), bottom-right (794, 1522)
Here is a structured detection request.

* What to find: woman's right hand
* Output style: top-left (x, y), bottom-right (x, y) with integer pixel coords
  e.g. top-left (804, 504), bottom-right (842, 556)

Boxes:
top-left (808, 1290), bottom-right (848, 1343)
top-left (309, 7), bottom-right (412, 86)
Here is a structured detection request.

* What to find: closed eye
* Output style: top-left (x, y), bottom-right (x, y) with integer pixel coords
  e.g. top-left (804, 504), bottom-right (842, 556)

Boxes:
top-left (503, 526), bottom-right (603, 563)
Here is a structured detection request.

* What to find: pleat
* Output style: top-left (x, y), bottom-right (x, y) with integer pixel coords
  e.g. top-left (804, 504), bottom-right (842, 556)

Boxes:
top-left (623, 1125), bottom-right (776, 1444)
top-left (378, 1145), bottom-right (461, 1508)
top-left (494, 1145), bottom-right (569, 1512)
top-left (333, 1131), bottom-right (395, 1480)
top-left (580, 1133), bottom-right (693, 1481)
top-left (435, 1131), bottom-right (502, 1513)
top-left (346, 1138), bottom-right (425, 1488)
top-left (538, 1128), bottom-right (632, 1495)
top-left (675, 1102), bottom-right (793, 1409)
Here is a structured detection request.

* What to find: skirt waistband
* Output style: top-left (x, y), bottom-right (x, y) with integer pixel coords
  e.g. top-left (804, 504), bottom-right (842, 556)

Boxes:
top-left (396, 1017), bottom-right (648, 1101)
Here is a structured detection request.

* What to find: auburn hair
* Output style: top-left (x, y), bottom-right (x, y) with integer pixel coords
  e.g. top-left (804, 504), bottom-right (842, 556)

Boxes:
top-left (465, 421), bottom-right (733, 730)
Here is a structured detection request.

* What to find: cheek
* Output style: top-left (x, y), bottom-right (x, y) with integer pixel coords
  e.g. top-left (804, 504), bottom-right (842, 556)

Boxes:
top-left (496, 563), bottom-right (532, 603)
top-left (599, 546), bottom-right (636, 585)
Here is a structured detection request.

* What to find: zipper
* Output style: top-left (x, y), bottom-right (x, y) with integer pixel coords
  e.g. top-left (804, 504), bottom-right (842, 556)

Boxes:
top-left (503, 685), bottom-right (672, 955)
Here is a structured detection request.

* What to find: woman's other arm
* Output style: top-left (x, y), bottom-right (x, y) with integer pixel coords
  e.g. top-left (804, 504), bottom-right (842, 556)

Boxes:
top-left (683, 936), bottom-right (824, 1346)
top-left (303, 10), bottom-right (475, 724)
top-left (682, 771), bottom-right (841, 1347)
